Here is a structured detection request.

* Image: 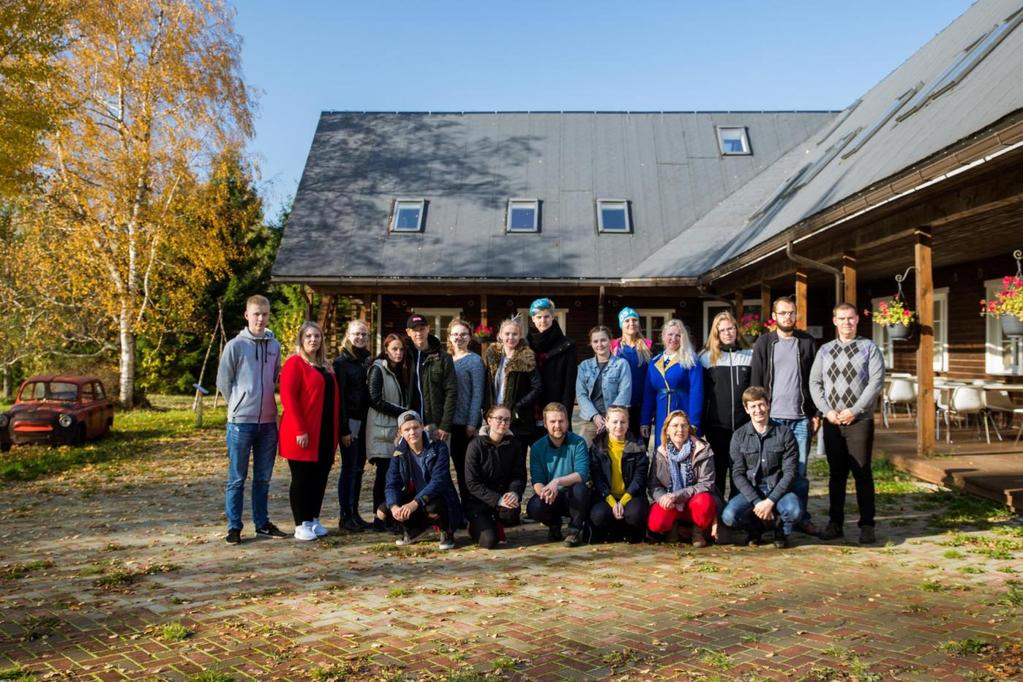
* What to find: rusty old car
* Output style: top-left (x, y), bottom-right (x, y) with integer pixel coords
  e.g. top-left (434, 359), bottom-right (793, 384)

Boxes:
top-left (0, 376), bottom-right (114, 452)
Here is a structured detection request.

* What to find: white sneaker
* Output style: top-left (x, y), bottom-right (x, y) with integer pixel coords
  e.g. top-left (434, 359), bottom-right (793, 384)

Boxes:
top-left (311, 518), bottom-right (328, 537)
top-left (294, 521), bottom-right (317, 541)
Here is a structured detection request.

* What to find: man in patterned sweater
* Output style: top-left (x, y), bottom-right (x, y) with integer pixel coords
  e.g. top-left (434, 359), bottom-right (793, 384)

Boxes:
top-left (809, 302), bottom-right (885, 544)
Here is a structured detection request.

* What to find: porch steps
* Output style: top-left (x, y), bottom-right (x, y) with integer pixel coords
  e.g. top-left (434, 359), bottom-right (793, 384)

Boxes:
top-left (881, 449), bottom-right (1023, 513)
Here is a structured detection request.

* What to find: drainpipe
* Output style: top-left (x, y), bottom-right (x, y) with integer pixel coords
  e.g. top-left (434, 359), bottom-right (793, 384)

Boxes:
top-left (785, 241), bottom-right (844, 306)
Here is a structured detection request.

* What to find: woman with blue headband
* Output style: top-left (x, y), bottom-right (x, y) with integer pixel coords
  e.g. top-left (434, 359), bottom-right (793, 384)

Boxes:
top-left (640, 319), bottom-right (703, 449)
top-left (611, 307), bottom-right (653, 443)
top-left (526, 298), bottom-right (577, 438)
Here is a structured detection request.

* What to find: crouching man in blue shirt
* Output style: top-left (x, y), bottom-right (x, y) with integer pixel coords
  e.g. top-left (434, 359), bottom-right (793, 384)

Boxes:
top-left (721, 386), bottom-right (807, 549)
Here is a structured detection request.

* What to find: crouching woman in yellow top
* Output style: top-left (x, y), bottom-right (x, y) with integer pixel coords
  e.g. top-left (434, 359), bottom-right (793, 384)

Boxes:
top-left (588, 406), bottom-right (649, 543)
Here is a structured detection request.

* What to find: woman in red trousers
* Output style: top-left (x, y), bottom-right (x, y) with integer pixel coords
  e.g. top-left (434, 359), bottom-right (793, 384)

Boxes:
top-left (280, 321), bottom-right (342, 541)
top-left (647, 409), bottom-right (718, 547)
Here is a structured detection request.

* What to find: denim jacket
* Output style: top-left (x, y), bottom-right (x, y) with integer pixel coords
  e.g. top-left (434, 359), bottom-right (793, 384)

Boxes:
top-left (575, 355), bottom-right (632, 421)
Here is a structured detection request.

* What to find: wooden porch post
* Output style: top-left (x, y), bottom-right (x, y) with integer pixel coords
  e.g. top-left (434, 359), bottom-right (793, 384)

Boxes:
top-left (795, 271), bottom-right (808, 331)
top-left (479, 293), bottom-right (488, 328)
top-left (359, 293), bottom-right (372, 322)
top-left (734, 290), bottom-right (744, 318)
top-left (760, 283), bottom-right (771, 318)
top-left (842, 251), bottom-right (857, 307)
top-left (915, 228), bottom-right (936, 456)
top-left (598, 286), bottom-right (606, 326)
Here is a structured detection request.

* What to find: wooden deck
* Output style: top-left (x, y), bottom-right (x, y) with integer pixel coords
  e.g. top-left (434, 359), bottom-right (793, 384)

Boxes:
top-left (874, 415), bottom-right (1023, 512)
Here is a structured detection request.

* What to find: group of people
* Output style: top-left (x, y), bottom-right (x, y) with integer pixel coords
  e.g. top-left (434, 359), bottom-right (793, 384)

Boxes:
top-left (216, 293), bottom-right (884, 551)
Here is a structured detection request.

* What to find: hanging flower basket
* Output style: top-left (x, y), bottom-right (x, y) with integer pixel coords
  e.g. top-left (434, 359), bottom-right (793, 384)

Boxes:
top-left (1001, 314), bottom-right (1023, 337)
top-left (737, 313), bottom-right (775, 343)
top-left (981, 274), bottom-right (1023, 337)
top-left (473, 323), bottom-right (495, 343)
top-left (865, 296), bottom-right (916, 340)
top-left (888, 322), bottom-right (913, 341)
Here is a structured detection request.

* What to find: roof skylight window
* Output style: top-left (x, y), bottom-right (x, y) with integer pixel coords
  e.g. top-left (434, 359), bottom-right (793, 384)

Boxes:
top-left (794, 128), bottom-right (859, 189)
top-left (596, 200), bottom-right (631, 233)
top-left (817, 99), bottom-right (861, 145)
top-left (897, 8), bottom-right (1023, 122)
top-left (717, 127), bottom-right (752, 155)
top-left (840, 86), bottom-right (917, 159)
top-left (390, 199), bottom-right (426, 232)
top-left (506, 199), bottom-right (540, 233)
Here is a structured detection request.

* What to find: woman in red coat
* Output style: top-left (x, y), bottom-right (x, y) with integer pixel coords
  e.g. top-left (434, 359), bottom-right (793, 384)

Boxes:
top-left (280, 321), bottom-right (342, 541)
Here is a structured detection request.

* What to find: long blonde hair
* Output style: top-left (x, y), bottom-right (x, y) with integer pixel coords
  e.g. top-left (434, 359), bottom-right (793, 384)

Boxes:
top-left (447, 318), bottom-right (473, 355)
top-left (704, 311), bottom-right (748, 365)
top-left (661, 319), bottom-right (696, 369)
top-left (295, 321), bottom-right (329, 368)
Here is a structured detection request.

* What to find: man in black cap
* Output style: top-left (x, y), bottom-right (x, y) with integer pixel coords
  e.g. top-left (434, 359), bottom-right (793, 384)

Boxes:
top-left (404, 313), bottom-right (457, 443)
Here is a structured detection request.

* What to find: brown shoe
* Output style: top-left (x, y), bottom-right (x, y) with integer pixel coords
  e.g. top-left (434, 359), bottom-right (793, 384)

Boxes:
top-left (797, 519), bottom-right (819, 536)
top-left (859, 526), bottom-right (876, 544)
top-left (819, 523), bottom-right (844, 541)
top-left (692, 527), bottom-right (708, 548)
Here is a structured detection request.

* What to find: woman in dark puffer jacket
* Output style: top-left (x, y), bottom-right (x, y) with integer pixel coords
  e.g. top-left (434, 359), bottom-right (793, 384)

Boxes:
top-left (464, 405), bottom-right (527, 549)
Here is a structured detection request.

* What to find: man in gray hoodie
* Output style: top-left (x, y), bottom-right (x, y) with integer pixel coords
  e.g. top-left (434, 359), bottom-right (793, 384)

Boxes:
top-left (216, 295), bottom-right (285, 544)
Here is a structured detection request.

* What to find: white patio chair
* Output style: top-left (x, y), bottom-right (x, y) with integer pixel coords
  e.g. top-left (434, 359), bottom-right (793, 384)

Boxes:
top-left (935, 388), bottom-right (952, 444)
top-left (984, 389), bottom-right (1023, 445)
top-left (950, 386), bottom-right (999, 444)
top-left (884, 378), bottom-right (916, 426)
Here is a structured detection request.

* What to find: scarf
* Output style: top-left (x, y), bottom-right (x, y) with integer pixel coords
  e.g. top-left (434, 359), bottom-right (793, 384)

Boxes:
top-left (666, 437), bottom-right (695, 496)
top-left (528, 320), bottom-right (566, 354)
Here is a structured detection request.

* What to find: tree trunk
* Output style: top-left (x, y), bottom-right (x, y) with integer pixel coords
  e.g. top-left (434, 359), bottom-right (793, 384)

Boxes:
top-left (2, 366), bottom-right (9, 401)
top-left (119, 301), bottom-right (135, 409)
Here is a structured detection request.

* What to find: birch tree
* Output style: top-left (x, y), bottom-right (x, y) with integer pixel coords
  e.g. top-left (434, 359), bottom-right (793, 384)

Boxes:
top-left (46, 0), bottom-right (253, 407)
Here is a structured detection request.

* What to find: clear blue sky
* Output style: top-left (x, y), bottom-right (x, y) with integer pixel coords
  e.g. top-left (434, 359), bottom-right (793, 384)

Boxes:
top-left (232, 0), bottom-right (974, 220)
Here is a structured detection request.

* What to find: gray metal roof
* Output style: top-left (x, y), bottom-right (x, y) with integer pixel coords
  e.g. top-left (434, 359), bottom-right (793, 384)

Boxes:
top-left (273, 111), bottom-right (833, 281)
top-left (705, 0), bottom-right (1023, 269)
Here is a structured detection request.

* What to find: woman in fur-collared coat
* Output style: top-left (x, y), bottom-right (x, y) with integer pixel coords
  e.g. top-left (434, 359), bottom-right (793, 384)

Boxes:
top-left (483, 317), bottom-right (542, 454)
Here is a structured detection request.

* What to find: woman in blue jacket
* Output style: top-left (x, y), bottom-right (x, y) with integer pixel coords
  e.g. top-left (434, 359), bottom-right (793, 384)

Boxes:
top-left (640, 319), bottom-right (703, 449)
top-left (576, 325), bottom-right (632, 445)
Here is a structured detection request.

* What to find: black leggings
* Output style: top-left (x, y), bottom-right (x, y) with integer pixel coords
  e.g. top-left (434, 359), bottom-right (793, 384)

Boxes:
top-left (288, 454), bottom-right (333, 524)
top-left (704, 426), bottom-right (737, 499)
top-left (448, 425), bottom-right (473, 505)
top-left (590, 497), bottom-right (649, 542)
top-left (823, 419), bottom-right (876, 528)
top-left (371, 459), bottom-right (390, 513)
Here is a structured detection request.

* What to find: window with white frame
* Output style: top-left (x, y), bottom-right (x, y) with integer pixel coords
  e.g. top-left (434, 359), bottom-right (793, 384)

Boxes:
top-left (984, 279), bottom-right (1017, 374)
top-left (596, 199), bottom-right (631, 233)
top-left (639, 309), bottom-right (676, 344)
top-left (506, 199), bottom-right (540, 233)
top-left (933, 288), bottom-right (948, 372)
top-left (391, 199), bottom-right (426, 232)
top-left (716, 126), bottom-right (751, 155)
top-left (412, 307), bottom-right (462, 344)
top-left (869, 292), bottom-right (947, 371)
top-left (517, 308), bottom-right (567, 339)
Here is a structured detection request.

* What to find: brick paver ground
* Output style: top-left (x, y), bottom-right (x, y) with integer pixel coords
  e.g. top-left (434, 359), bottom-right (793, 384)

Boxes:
top-left (2, 421), bottom-right (1022, 681)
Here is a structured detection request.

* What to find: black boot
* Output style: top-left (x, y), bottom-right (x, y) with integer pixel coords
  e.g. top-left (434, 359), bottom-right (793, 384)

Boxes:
top-left (341, 513), bottom-right (363, 533)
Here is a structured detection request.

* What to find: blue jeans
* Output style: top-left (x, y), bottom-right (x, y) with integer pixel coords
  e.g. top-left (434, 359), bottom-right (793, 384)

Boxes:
top-left (225, 422), bottom-right (278, 530)
top-left (722, 479), bottom-right (808, 536)
top-left (771, 416), bottom-right (811, 520)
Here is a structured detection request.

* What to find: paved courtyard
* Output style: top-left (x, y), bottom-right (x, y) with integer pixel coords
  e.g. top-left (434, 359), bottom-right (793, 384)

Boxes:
top-left (1, 422), bottom-right (1022, 681)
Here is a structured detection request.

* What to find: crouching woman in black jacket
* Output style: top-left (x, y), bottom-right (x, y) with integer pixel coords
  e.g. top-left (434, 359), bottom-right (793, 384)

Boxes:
top-left (464, 405), bottom-right (527, 549)
top-left (589, 406), bottom-right (649, 543)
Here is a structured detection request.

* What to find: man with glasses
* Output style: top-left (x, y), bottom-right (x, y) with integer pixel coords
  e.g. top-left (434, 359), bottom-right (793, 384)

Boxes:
top-left (750, 296), bottom-right (819, 535)
top-left (810, 303), bottom-right (885, 544)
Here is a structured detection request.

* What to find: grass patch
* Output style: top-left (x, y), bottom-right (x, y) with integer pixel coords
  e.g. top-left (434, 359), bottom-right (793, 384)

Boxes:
top-left (698, 648), bottom-right (732, 670)
top-left (161, 622), bottom-right (192, 642)
top-left (957, 566), bottom-right (984, 574)
top-left (0, 397), bottom-right (227, 482)
top-left (941, 638), bottom-right (989, 656)
top-left (0, 664), bottom-right (36, 681)
top-left (92, 562), bottom-right (179, 591)
top-left (491, 656), bottom-right (517, 672)
top-left (0, 560), bottom-right (53, 580)
top-left (601, 648), bottom-right (640, 668)
top-left (387, 587), bottom-right (413, 599)
top-left (999, 581), bottom-right (1023, 608)
top-left (928, 491), bottom-right (1013, 530)
top-left (942, 549), bottom-right (965, 559)
top-left (941, 532), bottom-right (1023, 559)
top-left (189, 672), bottom-right (234, 682)
top-left (442, 671), bottom-right (486, 682)
top-left (920, 579), bottom-right (948, 592)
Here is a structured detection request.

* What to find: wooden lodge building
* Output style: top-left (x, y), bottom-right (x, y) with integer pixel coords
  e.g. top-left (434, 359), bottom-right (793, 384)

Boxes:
top-left (274, 0), bottom-right (1023, 456)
